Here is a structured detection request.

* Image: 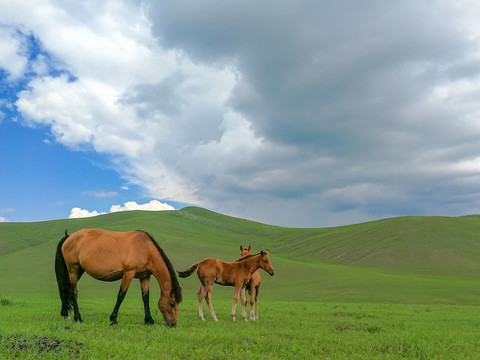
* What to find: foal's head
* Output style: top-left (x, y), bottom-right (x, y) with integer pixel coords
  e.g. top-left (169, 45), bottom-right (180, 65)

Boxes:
top-left (258, 251), bottom-right (275, 276)
top-left (240, 245), bottom-right (251, 257)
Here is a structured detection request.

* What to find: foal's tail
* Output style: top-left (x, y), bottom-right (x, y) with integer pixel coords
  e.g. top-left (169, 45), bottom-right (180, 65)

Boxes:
top-left (55, 231), bottom-right (72, 317)
top-left (177, 263), bottom-right (199, 278)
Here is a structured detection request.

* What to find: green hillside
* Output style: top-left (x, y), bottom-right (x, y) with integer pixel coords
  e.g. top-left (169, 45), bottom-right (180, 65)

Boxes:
top-left (1, 207), bottom-right (480, 305)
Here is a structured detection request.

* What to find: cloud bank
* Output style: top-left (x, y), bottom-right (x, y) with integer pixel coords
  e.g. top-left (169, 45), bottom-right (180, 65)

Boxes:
top-left (3, 1), bottom-right (480, 226)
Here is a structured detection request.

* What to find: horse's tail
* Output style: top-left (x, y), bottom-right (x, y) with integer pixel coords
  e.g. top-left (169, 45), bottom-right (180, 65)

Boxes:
top-left (55, 230), bottom-right (72, 317)
top-left (177, 263), bottom-right (199, 278)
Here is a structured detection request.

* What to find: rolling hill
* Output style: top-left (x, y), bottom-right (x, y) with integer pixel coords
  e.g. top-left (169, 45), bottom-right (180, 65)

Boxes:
top-left (1, 207), bottom-right (480, 305)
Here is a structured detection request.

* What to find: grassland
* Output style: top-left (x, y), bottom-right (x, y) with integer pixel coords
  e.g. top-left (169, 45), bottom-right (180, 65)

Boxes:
top-left (1, 207), bottom-right (480, 358)
top-left (2, 297), bottom-right (480, 359)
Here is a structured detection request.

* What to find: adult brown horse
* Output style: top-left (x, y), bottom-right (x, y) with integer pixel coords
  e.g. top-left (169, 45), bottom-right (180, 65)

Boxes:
top-left (177, 251), bottom-right (274, 322)
top-left (55, 229), bottom-right (182, 327)
top-left (240, 245), bottom-right (262, 320)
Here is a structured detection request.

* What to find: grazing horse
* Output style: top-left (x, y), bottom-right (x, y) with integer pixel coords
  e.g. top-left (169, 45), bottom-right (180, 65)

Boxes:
top-left (55, 229), bottom-right (182, 327)
top-left (177, 251), bottom-right (274, 322)
top-left (239, 246), bottom-right (262, 320)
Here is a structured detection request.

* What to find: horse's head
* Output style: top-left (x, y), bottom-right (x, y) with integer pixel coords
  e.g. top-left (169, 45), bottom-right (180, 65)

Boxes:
top-left (158, 286), bottom-right (182, 328)
top-left (240, 245), bottom-right (251, 257)
top-left (258, 251), bottom-right (275, 276)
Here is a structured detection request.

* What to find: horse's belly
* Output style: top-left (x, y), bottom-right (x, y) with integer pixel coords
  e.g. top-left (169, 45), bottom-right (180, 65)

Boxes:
top-left (214, 276), bottom-right (234, 286)
top-left (87, 269), bottom-right (124, 281)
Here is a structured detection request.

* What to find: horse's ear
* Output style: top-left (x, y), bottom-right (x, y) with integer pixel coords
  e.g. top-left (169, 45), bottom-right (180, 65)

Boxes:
top-left (248, 245), bottom-right (251, 251)
top-left (261, 250), bottom-right (264, 256)
top-left (240, 245), bottom-right (243, 251)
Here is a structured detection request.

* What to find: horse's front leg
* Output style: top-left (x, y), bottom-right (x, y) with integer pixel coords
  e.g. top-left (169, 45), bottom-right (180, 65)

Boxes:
top-left (241, 286), bottom-right (248, 321)
top-left (231, 284), bottom-right (242, 322)
top-left (110, 271), bottom-right (135, 325)
top-left (253, 285), bottom-right (260, 320)
top-left (248, 283), bottom-right (255, 320)
top-left (140, 277), bottom-right (154, 325)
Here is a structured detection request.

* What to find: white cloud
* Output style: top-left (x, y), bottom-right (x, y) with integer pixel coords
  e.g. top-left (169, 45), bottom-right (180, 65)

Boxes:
top-left (69, 207), bottom-right (106, 219)
top-left (68, 200), bottom-right (174, 219)
top-left (0, 217), bottom-right (7, 222)
top-left (110, 200), bottom-right (175, 213)
top-left (0, 25), bottom-right (28, 80)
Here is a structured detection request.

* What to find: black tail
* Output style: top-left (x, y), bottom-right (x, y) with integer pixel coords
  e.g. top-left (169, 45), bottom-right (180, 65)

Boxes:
top-left (55, 230), bottom-right (72, 317)
top-left (177, 263), bottom-right (199, 278)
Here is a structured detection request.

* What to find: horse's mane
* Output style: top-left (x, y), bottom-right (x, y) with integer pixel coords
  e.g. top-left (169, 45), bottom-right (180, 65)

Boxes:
top-left (235, 252), bottom-right (261, 262)
top-left (140, 231), bottom-right (182, 303)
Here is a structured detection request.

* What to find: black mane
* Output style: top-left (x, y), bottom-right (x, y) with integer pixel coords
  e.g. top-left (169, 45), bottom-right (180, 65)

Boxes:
top-left (141, 231), bottom-right (182, 303)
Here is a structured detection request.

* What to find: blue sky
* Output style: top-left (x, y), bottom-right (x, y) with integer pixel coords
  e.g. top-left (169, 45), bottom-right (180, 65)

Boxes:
top-left (2, 1), bottom-right (480, 227)
top-left (0, 119), bottom-right (169, 221)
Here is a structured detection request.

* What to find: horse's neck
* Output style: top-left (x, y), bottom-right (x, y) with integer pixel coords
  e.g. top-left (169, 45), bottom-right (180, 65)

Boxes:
top-left (151, 253), bottom-right (172, 294)
top-left (240, 254), bottom-right (261, 274)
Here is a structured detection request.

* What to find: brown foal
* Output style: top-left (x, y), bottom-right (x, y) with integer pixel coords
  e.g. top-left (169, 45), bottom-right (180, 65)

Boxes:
top-left (177, 251), bottom-right (274, 321)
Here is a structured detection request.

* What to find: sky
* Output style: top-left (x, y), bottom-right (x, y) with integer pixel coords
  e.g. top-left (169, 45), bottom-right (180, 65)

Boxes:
top-left (2, 1), bottom-right (480, 227)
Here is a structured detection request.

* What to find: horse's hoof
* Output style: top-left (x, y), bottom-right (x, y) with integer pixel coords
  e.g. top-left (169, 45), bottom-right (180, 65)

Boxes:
top-left (63, 316), bottom-right (71, 321)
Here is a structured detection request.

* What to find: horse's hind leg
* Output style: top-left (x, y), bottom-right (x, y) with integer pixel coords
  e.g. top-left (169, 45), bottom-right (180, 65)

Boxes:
top-left (110, 271), bottom-right (135, 325)
top-left (140, 277), bottom-right (154, 325)
top-left (197, 283), bottom-right (206, 321)
top-left (68, 267), bottom-right (83, 322)
top-left (205, 283), bottom-right (218, 322)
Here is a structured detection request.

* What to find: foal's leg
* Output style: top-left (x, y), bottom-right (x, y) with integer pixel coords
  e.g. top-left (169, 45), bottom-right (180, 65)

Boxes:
top-left (231, 284), bottom-right (242, 322)
top-left (204, 283), bottom-right (218, 322)
top-left (140, 277), bottom-right (154, 325)
top-left (110, 270), bottom-right (135, 325)
top-left (254, 286), bottom-right (260, 320)
top-left (248, 284), bottom-right (256, 320)
top-left (240, 286), bottom-right (248, 321)
top-left (197, 283), bottom-right (206, 321)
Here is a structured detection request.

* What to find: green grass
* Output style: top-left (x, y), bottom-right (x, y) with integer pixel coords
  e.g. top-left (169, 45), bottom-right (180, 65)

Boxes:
top-left (1, 296), bottom-right (480, 359)
top-left (2, 207), bottom-right (480, 358)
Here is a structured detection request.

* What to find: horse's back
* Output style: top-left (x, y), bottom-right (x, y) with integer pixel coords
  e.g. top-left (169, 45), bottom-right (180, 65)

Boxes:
top-left (197, 257), bottom-right (250, 286)
top-left (63, 229), bottom-right (149, 256)
top-left (62, 229), bottom-right (152, 280)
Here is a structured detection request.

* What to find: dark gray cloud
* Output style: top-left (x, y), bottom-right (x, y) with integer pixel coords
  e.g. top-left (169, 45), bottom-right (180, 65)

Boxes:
top-left (145, 1), bottom-right (480, 225)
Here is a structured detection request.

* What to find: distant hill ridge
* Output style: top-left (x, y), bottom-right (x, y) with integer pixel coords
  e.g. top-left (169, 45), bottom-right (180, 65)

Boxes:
top-left (1, 207), bottom-right (480, 276)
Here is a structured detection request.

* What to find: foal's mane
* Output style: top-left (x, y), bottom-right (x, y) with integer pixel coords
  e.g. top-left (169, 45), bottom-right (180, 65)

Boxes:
top-left (236, 252), bottom-right (262, 262)
top-left (140, 231), bottom-right (182, 303)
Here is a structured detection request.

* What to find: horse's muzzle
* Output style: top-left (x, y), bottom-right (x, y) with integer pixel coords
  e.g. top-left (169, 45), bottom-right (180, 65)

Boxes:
top-left (165, 322), bottom-right (177, 328)
top-left (268, 270), bottom-right (275, 276)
